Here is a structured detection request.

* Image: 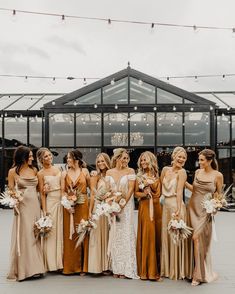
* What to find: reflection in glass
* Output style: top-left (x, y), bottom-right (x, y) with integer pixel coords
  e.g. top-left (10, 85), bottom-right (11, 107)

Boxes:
top-left (232, 116), bottom-right (235, 146)
top-left (76, 113), bottom-right (101, 146)
top-left (4, 116), bottom-right (27, 144)
top-left (217, 115), bottom-right (230, 146)
top-left (103, 78), bottom-right (128, 104)
top-left (104, 113), bottom-right (128, 146)
top-left (130, 78), bottom-right (155, 104)
top-left (185, 112), bottom-right (210, 146)
top-left (65, 89), bottom-right (101, 105)
top-left (29, 116), bottom-right (42, 147)
top-left (157, 88), bottom-right (182, 104)
top-left (218, 149), bottom-right (231, 185)
top-left (157, 112), bottom-right (182, 146)
top-left (130, 113), bottom-right (154, 146)
top-left (49, 113), bottom-right (74, 147)
top-left (232, 149), bottom-right (235, 185)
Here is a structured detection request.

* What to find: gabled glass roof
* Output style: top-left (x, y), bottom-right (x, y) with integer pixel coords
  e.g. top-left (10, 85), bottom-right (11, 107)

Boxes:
top-left (195, 92), bottom-right (235, 108)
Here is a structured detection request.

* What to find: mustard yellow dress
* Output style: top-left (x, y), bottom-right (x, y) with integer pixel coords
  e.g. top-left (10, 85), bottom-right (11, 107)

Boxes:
top-left (63, 172), bottom-right (89, 274)
top-left (136, 178), bottom-right (162, 280)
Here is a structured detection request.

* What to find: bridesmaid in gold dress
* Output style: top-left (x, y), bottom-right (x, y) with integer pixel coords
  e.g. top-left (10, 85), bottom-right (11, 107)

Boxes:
top-left (135, 151), bottom-right (162, 281)
top-left (61, 149), bottom-right (90, 275)
top-left (37, 148), bottom-right (63, 272)
top-left (160, 146), bottom-right (190, 280)
top-left (187, 149), bottom-right (223, 286)
top-left (7, 146), bottom-right (45, 281)
top-left (88, 153), bottom-right (111, 274)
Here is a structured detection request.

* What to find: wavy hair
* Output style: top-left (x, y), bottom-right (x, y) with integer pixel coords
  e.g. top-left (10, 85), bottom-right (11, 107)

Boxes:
top-left (111, 148), bottom-right (129, 168)
top-left (137, 151), bottom-right (159, 177)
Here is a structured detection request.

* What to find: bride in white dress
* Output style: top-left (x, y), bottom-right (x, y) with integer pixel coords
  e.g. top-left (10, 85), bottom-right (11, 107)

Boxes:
top-left (105, 148), bottom-right (139, 279)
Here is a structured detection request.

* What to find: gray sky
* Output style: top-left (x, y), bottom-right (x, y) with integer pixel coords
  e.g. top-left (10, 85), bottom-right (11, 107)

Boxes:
top-left (0, 0), bottom-right (235, 94)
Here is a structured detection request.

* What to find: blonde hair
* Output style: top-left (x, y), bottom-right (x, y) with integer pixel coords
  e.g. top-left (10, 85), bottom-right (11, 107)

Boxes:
top-left (36, 147), bottom-right (53, 170)
top-left (96, 153), bottom-right (111, 174)
top-left (111, 148), bottom-right (129, 168)
top-left (171, 147), bottom-right (187, 162)
top-left (137, 151), bottom-right (159, 177)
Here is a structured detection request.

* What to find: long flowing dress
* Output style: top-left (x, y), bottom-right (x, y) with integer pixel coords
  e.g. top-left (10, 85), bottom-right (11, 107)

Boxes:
top-left (88, 176), bottom-right (109, 273)
top-left (7, 177), bottom-right (45, 281)
top-left (43, 175), bottom-right (63, 271)
top-left (63, 171), bottom-right (89, 274)
top-left (188, 174), bottom-right (218, 283)
top-left (105, 174), bottom-right (139, 279)
top-left (160, 176), bottom-right (190, 280)
top-left (136, 178), bottom-right (162, 280)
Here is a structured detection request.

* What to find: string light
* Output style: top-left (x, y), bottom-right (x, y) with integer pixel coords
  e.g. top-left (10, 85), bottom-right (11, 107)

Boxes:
top-left (0, 7), bottom-right (234, 33)
top-left (114, 104), bottom-right (118, 110)
top-left (0, 73), bottom-right (235, 82)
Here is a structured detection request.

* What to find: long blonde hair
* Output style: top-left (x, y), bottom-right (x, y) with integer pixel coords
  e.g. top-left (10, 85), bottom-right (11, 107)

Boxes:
top-left (111, 148), bottom-right (129, 168)
top-left (137, 151), bottom-right (159, 177)
top-left (96, 153), bottom-right (111, 174)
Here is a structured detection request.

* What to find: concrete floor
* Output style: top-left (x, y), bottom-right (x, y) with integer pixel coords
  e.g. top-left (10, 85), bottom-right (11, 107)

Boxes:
top-left (0, 209), bottom-right (235, 294)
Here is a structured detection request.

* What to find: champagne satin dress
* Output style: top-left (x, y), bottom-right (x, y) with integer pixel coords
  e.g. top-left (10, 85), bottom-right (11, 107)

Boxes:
top-left (188, 174), bottom-right (218, 283)
top-left (136, 178), bottom-right (162, 280)
top-left (43, 175), bottom-right (63, 271)
top-left (88, 176), bottom-right (109, 273)
top-left (63, 171), bottom-right (89, 274)
top-left (160, 176), bottom-right (190, 280)
top-left (7, 177), bottom-right (45, 281)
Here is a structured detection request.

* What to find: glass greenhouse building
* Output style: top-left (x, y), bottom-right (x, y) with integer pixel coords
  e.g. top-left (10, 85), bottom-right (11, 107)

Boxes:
top-left (0, 67), bottom-right (234, 191)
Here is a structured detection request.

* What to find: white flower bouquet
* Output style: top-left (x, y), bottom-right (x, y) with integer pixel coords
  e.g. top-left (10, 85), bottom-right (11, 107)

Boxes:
top-left (0, 188), bottom-right (24, 214)
top-left (168, 213), bottom-right (193, 245)
top-left (201, 192), bottom-right (227, 215)
top-left (136, 174), bottom-right (156, 193)
top-left (61, 195), bottom-right (75, 212)
top-left (34, 215), bottom-right (53, 240)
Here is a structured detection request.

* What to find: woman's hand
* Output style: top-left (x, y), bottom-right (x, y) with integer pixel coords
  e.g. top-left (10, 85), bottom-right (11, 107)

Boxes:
top-left (143, 186), bottom-right (151, 197)
top-left (43, 183), bottom-right (50, 194)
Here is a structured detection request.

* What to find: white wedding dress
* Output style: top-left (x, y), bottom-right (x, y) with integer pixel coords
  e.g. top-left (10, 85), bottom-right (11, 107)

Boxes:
top-left (105, 174), bottom-right (139, 279)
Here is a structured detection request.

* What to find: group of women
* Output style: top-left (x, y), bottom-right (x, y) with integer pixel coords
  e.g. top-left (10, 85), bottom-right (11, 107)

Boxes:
top-left (6, 145), bottom-right (223, 286)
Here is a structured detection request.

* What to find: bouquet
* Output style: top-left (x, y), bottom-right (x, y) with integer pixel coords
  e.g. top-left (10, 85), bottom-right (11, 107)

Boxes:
top-left (34, 215), bottom-right (53, 240)
top-left (168, 213), bottom-right (193, 245)
top-left (75, 218), bottom-right (97, 248)
top-left (0, 188), bottom-right (24, 214)
top-left (67, 185), bottom-right (86, 205)
top-left (201, 192), bottom-right (227, 215)
top-left (136, 173), bottom-right (156, 221)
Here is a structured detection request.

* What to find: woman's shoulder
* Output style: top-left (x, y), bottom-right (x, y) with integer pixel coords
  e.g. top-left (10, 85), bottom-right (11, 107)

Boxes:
top-left (82, 167), bottom-right (89, 176)
top-left (8, 167), bottom-right (16, 176)
top-left (127, 167), bottom-right (135, 175)
top-left (214, 170), bottom-right (223, 180)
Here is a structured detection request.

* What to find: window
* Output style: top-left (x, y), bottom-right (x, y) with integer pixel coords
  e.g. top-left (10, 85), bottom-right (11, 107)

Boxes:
top-left (104, 113), bottom-right (128, 146)
top-left (103, 78), bottom-right (128, 104)
top-left (130, 78), bottom-right (155, 104)
top-left (217, 115), bottom-right (230, 146)
top-left (130, 113), bottom-right (154, 146)
top-left (157, 88), bottom-right (183, 104)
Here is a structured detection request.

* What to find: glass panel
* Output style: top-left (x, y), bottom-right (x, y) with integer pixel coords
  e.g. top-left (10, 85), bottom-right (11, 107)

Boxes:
top-left (184, 98), bottom-right (194, 104)
top-left (4, 115), bottom-right (27, 144)
top-left (0, 95), bottom-right (23, 110)
top-left (104, 113), bottom-right (128, 146)
top-left (185, 112), bottom-right (210, 146)
top-left (157, 112), bottom-right (182, 146)
top-left (130, 78), bottom-right (155, 104)
top-left (215, 93), bottom-right (235, 108)
top-left (217, 115), bottom-right (230, 146)
top-left (65, 90), bottom-right (101, 106)
top-left (29, 116), bottom-right (42, 147)
top-left (198, 94), bottom-right (225, 107)
top-left (157, 88), bottom-right (182, 104)
top-left (49, 113), bottom-right (74, 147)
top-left (232, 149), bottom-right (235, 185)
top-left (30, 95), bottom-right (62, 110)
top-left (0, 116), bottom-right (2, 146)
top-left (232, 116), bottom-right (235, 146)
top-left (6, 95), bottom-right (38, 110)
top-left (130, 113), bottom-right (154, 146)
top-left (103, 78), bottom-right (128, 104)
top-left (76, 113), bottom-right (101, 146)
top-left (218, 149), bottom-right (231, 186)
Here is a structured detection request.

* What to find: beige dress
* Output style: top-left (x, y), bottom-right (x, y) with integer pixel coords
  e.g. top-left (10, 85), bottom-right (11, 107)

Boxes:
top-left (43, 175), bottom-right (63, 271)
top-left (7, 177), bottom-right (45, 281)
top-left (188, 174), bottom-right (217, 283)
top-left (160, 176), bottom-right (190, 280)
top-left (88, 177), bottom-right (109, 273)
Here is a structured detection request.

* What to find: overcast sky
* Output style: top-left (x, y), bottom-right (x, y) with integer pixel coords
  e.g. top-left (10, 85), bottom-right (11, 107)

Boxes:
top-left (1, 0), bottom-right (235, 94)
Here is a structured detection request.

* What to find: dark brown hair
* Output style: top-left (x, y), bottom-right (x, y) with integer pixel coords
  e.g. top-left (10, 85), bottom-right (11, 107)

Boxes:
top-left (12, 145), bottom-right (33, 175)
top-left (68, 149), bottom-right (86, 168)
top-left (199, 149), bottom-right (218, 170)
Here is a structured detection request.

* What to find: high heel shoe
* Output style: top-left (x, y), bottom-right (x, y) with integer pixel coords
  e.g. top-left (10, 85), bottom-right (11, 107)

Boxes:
top-left (191, 279), bottom-right (200, 286)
